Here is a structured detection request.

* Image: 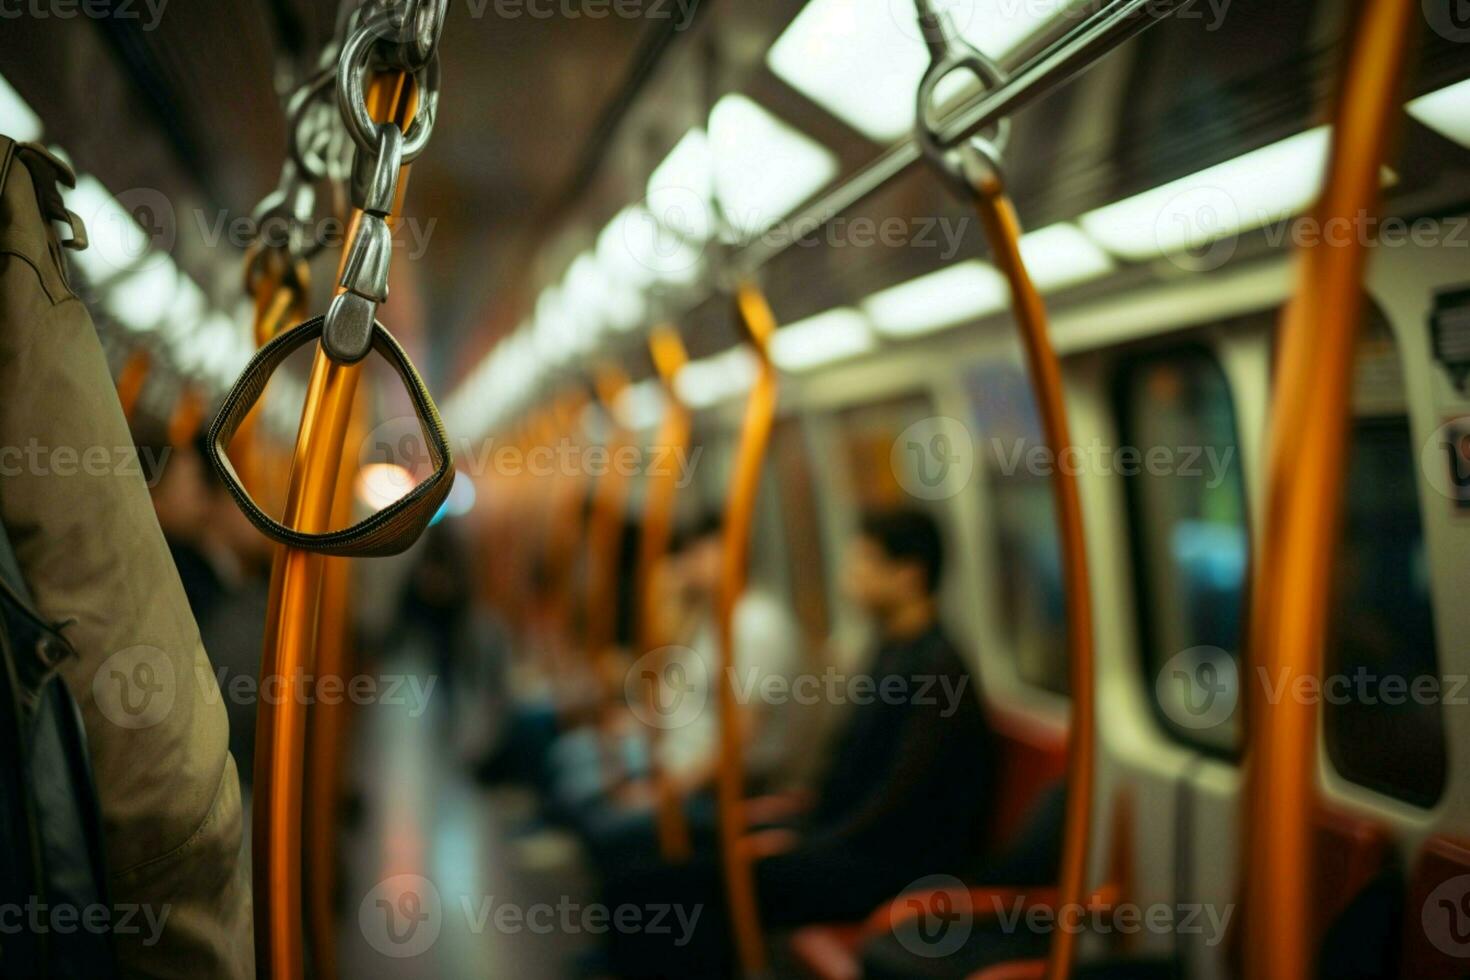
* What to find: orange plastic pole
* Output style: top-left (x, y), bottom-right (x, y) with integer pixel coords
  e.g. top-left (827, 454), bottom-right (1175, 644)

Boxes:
top-left (115, 348), bottom-right (150, 423)
top-left (1242, 2), bottom-right (1415, 977)
top-left (717, 284), bottom-right (780, 976)
top-left (253, 70), bottom-right (418, 980)
top-left (586, 367), bottom-right (633, 685)
top-left (970, 180), bottom-right (1095, 980)
top-left (638, 326), bottom-right (695, 863)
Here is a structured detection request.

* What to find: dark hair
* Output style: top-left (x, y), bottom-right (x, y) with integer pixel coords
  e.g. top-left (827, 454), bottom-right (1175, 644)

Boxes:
top-left (670, 507), bottom-right (723, 554)
top-left (859, 508), bottom-right (945, 594)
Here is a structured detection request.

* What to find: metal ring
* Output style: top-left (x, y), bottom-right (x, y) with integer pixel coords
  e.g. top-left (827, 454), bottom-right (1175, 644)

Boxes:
top-left (287, 64), bottom-right (339, 180)
top-left (915, 42), bottom-right (1012, 196)
top-left (403, 0), bottom-right (447, 67)
top-left (337, 16), bottom-right (441, 161)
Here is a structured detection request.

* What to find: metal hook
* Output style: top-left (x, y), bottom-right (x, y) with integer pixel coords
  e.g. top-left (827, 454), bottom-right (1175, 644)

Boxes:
top-left (913, 0), bottom-right (1012, 200)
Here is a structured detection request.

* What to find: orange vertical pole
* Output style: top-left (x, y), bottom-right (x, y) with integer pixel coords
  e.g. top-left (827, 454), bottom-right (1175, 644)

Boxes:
top-left (970, 182), bottom-right (1095, 980)
top-left (115, 348), bottom-right (150, 423)
top-left (717, 284), bottom-right (780, 976)
top-left (640, 326), bottom-right (694, 863)
top-left (253, 71), bottom-right (418, 980)
top-left (1242, 2), bottom-right (1415, 978)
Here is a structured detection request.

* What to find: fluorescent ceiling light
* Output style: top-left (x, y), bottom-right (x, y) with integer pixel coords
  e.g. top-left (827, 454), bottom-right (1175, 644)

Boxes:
top-left (0, 73), bottom-right (41, 142)
top-left (614, 379), bottom-right (668, 430)
top-left (66, 175), bottom-right (156, 282)
top-left (104, 260), bottom-right (193, 332)
top-left (1019, 222), bottom-right (1114, 292)
top-left (1407, 78), bottom-right (1470, 150)
top-left (1079, 127), bottom-right (1331, 261)
top-left (597, 205), bottom-right (704, 289)
top-left (674, 346), bottom-right (758, 409)
top-left (647, 129), bottom-right (715, 243)
top-left (862, 260), bottom-right (1009, 337)
top-left (770, 308), bottom-right (876, 372)
top-left (708, 94), bottom-right (838, 241)
top-left (766, 0), bottom-right (1068, 143)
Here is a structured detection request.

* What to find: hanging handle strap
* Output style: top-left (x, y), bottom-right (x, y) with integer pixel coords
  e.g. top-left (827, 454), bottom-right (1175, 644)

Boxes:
top-left (206, 314), bottom-right (454, 557)
top-left (914, 9), bottom-right (1095, 980)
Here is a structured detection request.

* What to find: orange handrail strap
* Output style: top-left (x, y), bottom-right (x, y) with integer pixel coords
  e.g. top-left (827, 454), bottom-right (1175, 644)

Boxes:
top-left (1242, 2), bottom-right (1417, 978)
top-left (911, 10), bottom-right (1095, 980)
top-left (639, 325), bottom-right (695, 863)
top-left (251, 63), bottom-right (421, 980)
top-left (718, 283), bottom-right (781, 975)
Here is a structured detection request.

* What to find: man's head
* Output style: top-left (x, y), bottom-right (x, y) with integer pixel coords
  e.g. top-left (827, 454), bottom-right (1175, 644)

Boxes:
top-left (670, 508), bottom-right (724, 600)
top-left (843, 508), bottom-right (945, 617)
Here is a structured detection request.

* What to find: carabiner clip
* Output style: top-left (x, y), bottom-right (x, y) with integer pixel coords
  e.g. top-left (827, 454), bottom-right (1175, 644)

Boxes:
top-left (913, 0), bottom-right (1012, 200)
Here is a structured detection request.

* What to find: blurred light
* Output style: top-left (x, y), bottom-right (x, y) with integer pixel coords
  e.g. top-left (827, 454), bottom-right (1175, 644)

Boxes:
top-left (1408, 79), bottom-right (1470, 150)
top-left (647, 129), bottom-right (715, 243)
top-left (1079, 127), bottom-right (1331, 261)
top-left (0, 73), bottom-right (42, 142)
top-left (766, 0), bottom-right (1067, 143)
top-left (862, 260), bottom-right (1009, 338)
top-left (104, 260), bottom-right (183, 332)
top-left (356, 463), bottom-right (417, 510)
top-left (708, 94), bottom-right (838, 241)
top-left (441, 470), bottom-right (477, 519)
top-left (597, 205), bottom-right (704, 289)
top-left (614, 379), bottom-right (668, 430)
top-left (66, 175), bottom-right (154, 282)
top-left (1019, 222), bottom-right (1115, 292)
top-left (674, 346), bottom-right (758, 409)
top-left (769, 308), bottom-right (875, 372)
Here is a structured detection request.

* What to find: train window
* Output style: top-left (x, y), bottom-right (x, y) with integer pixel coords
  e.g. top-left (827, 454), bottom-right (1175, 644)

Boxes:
top-left (1323, 317), bottom-right (1446, 807)
top-left (965, 363), bottom-right (1068, 695)
top-left (1115, 347), bottom-right (1248, 752)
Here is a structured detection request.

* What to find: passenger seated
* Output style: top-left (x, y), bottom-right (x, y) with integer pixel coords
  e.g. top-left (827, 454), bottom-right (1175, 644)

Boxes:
top-left (565, 510), bottom-right (801, 862)
top-left (602, 507), bottom-right (992, 977)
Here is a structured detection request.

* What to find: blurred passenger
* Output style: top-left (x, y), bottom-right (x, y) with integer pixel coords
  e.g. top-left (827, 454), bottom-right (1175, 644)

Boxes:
top-left (566, 510), bottom-right (801, 862)
top-left (602, 508), bottom-right (992, 977)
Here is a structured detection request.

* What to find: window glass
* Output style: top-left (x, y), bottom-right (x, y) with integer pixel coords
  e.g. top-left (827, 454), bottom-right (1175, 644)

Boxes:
top-left (1116, 347), bottom-right (1248, 751)
top-left (965, 363), bottom-right (1068, 695)
top-left (1324, 316), bottom-right (1445, 806)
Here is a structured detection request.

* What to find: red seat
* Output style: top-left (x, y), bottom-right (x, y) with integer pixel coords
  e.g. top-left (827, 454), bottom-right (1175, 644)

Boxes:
top-left (1398, 835), bottom-right (1470, 978)
top-left (788, 708), bottom-right (1066, 980)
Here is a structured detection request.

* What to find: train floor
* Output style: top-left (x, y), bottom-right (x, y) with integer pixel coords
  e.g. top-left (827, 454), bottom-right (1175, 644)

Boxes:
top-left (333, 645), bottom-right (600, 978)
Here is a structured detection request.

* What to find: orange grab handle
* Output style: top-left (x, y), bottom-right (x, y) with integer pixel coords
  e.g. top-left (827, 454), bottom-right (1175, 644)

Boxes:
top-left (1242, 2), bottom-right (1416, 978)
top-left (970, 180), bottom-right (1095, 980)
top-left (253, 70), bottom-right (418, 980)
top-left (638, 326), bottom-right (695, 863)
top-left (717, 283), bottom-right (781, 976)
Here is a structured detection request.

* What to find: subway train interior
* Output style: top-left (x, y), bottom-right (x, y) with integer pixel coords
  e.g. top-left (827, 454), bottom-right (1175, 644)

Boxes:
top-left (2, 0), bottom-right (1470, 977)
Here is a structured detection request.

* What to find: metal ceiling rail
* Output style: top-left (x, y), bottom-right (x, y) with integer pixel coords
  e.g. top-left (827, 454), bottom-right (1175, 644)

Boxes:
top-left (733, 0), bottom-right (1198, 277)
